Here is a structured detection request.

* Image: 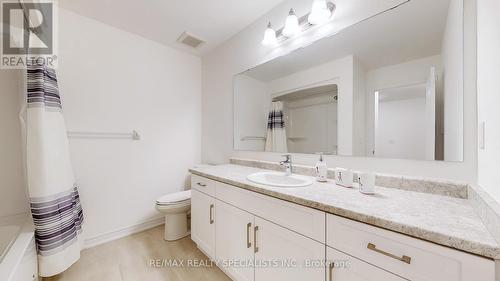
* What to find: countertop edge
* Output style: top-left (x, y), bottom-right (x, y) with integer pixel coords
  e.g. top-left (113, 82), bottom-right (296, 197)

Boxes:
top-left (189, 168), bottom-right (500, 260)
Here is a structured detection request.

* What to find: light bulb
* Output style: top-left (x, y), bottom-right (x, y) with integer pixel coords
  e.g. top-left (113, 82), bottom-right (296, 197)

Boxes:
top-left (308, 0), bottom-right (332, 25)
top-left (282, 8), bottom-right (301, 37)
top-left (261, 22), bottom-right (278, 46)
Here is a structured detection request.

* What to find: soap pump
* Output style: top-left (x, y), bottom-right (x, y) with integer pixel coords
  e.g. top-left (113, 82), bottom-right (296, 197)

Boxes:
top-left (315, 153), bottom-right (328, 182)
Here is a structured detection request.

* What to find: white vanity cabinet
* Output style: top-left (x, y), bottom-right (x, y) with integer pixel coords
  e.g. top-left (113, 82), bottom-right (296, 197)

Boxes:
top-left (326, 215), bottom-right (496, 281)
top-left (191, 176), bottom-right (326, 281)
top-left (191, 188), bottom-right (216, 259)
top-left (214, 187), bottom-right (325, 281)
top-left (190, 174), bottom-right (496, 281)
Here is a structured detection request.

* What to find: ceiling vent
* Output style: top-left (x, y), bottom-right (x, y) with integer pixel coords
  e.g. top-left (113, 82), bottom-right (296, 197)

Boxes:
top-left (177, 32), bottom-right (205, 49)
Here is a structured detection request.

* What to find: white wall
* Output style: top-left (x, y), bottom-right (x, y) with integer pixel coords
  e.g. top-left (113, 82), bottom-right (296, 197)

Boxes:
top-left (442, 0), bottom-right (464, 161)
top-left (202, 0), bottom-right (477, 182)
top-left (376, 96), bottom-right (427, 160)
top-left (58, 9), bottom-right (201, 241)
top-left (477, 0), bottom-right (500, 202)
top-left (284, 96), bottom-right (338, 154)
top-left (353, 58), bottom-right (366, 156)
top-left (0, 69), bottom-right (28, 218)
top-left (365, 55), bottom-right (443, 157)
top-left (233, 75), bottom-right (269, 151)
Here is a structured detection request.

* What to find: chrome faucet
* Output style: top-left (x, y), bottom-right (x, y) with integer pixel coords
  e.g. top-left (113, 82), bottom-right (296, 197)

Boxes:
top-left (280, 154), bottom-right (293, 176)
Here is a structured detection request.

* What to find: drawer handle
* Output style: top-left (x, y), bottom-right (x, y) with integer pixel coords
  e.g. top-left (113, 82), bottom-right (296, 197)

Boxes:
top-left (254, 226), bottom-right (259, 253)
top-left (328, 262), bottom-right (334, 281)
top-left (209, 204), bottom-right (214, 224)
top-left (197, 182), bottom-right (207, 187)
top-left (367, 243), bottom-right (411, 264)
top-left (246, 222), bottom-right (252, 248)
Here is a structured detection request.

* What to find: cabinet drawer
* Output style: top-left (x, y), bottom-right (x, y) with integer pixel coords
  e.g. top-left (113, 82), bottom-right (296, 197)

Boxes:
top-left (327, 215), bottom-right (495, 281)
top-left (191, 174), bottom-right (216, 196)
top-left (327, 247), bottom-right (406, 281)
top-left (216, 182), bottom-right (325, 243)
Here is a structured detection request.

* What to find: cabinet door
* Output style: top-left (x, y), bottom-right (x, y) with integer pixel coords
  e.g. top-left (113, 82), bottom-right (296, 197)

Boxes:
top-left (254, 217), bottom-right (325, 281)
top-left (191, 189), bottom-right (216, 259)
top-left (326, 247), bottom-right (406, 281)
top-left (216, 200), bottom-right (255, 281)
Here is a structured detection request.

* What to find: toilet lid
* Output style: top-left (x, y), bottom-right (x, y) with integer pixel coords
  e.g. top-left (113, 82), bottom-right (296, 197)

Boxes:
top-left (156, 190), bottom-right (191, 205)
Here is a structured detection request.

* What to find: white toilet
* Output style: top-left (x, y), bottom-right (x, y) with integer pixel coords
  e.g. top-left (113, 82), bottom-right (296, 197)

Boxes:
top-left (155, 190), bottom-right (191, 241)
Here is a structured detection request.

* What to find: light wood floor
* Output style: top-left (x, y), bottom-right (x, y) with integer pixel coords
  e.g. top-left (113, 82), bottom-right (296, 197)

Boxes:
top-left (43, 226), bottom-right (231, 281)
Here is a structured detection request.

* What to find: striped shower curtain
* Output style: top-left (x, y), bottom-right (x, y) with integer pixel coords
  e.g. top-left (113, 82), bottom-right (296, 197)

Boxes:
top-left (21, 64), bottom-right (84, 277)
top-left (265, 101), bottom-right (288, 153)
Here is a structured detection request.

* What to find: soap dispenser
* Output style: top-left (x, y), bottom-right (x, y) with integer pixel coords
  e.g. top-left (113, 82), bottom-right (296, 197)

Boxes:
top-left (315, 153), bottom-right (328, 182)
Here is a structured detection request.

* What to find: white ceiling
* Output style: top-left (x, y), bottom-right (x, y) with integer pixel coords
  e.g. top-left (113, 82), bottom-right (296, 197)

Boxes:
top-left (59, 0), bottom-right (285, 56)
top-left (244, 0), bottom-right (452, 81)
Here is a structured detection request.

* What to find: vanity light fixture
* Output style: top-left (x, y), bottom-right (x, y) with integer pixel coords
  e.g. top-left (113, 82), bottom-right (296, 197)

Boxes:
top-left (261, 2), bottom-right (336, 47)
top-left (261, 22), bottom-right (278, 46)
top-left (308, 0), bottom-right (332, 25)
top-left (282, 9), bottom-right (301, 37)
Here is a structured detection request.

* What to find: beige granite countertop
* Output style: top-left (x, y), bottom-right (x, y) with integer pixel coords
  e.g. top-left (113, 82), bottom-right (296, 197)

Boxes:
top-left (189, 164), bottom-right (500, 259)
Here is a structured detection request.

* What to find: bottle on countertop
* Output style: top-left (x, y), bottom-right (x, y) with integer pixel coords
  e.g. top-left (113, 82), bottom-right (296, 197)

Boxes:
top-left (315, 153), bottom-right (328, 182)
top-left (358, 172), bottom-right (376, 195)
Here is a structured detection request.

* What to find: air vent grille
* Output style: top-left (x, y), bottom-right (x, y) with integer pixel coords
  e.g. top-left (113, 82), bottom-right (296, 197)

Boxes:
top-left (177, 32), bottom-right (205, 49)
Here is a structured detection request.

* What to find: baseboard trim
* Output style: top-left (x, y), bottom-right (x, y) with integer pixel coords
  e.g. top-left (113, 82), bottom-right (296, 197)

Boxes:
top-left (83, 216), bottom-right (164, 249)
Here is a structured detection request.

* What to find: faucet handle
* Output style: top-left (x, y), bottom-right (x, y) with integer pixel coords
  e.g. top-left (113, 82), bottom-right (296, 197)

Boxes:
top-left (281, 154), bottom-right (291, 161)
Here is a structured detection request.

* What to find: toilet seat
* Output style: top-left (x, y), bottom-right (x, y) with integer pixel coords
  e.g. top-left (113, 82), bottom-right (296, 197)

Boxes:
top-left (156, 190), bottom-right (191, 206)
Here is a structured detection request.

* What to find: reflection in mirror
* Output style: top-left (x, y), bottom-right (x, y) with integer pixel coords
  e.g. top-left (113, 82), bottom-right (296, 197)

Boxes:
top-left (272, 84), bottom-right (338, 154)
top-left (374, 79), bottom-right (436, 160)
top-left (234, 0), bottom-right (463, 161)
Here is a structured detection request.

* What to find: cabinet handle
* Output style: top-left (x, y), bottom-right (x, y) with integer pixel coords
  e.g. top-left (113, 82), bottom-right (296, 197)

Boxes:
top-left (329, 262), bottom-right (334, 281)
top-left (367, 243), bottom-right (411, 264)
top-left (197, 182), bottom-right (207, 187)
top-left (209, 204), bottom-right (214, 224)
top-left (254, 226), bottom-right (259, 253)
top-left (246, 223), bottom-right (252, 248)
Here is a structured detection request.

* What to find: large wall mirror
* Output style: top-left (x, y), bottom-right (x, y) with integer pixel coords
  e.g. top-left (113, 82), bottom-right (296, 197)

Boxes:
top-left (233, 0), bottom-right (464, 162)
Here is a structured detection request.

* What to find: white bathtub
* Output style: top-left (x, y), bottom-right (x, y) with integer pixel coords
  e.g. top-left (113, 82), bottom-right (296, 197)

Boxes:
top-left (0, 214), bottom-right (37, 281)
top-left (0, 225), bottom-right (22, 263)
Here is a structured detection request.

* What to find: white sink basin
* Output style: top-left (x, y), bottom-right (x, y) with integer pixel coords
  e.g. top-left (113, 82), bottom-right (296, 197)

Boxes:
top-left (247, 172), bottom-right (313, 188)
